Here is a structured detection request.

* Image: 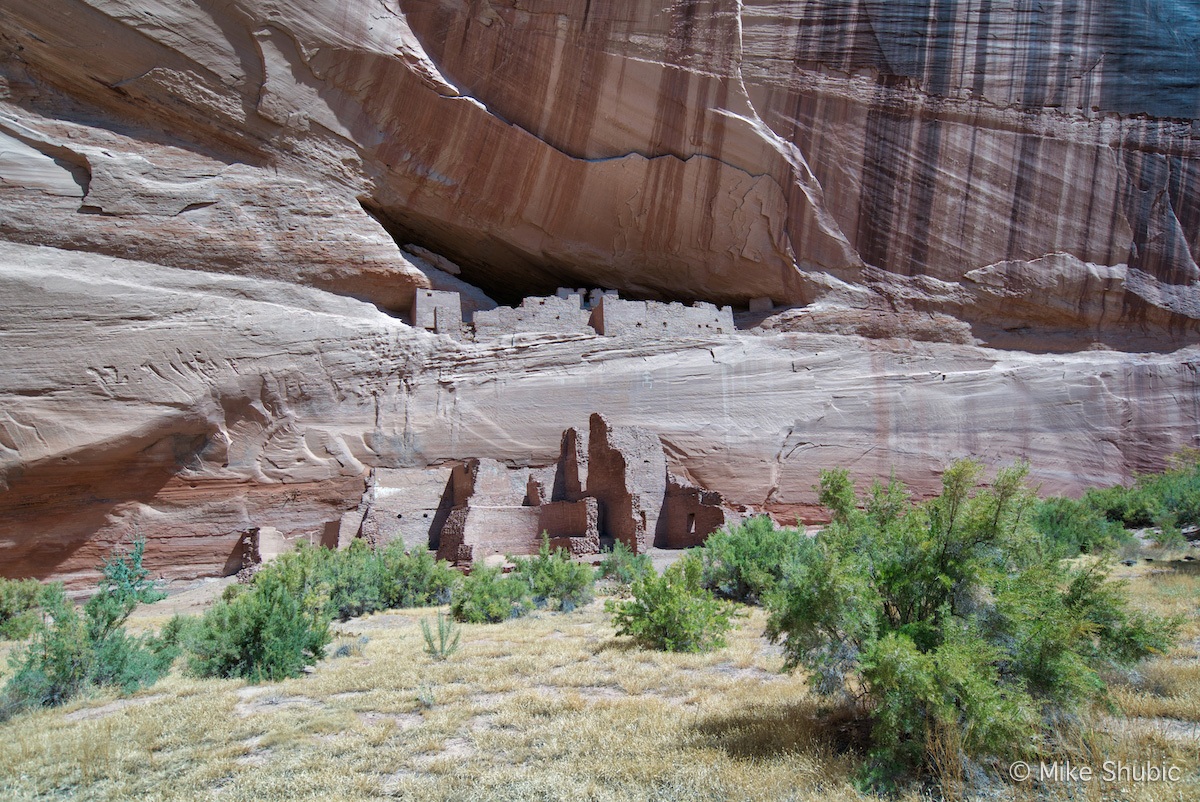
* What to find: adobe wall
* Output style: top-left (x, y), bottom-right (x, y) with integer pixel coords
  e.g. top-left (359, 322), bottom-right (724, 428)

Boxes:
top-left (586, 412), bottom-right (666, 553)
top-left (550, 425), bottom-right (589, 502)
top-left (413, 288), bottom-right (464, 336)
top-left (436, 506), bottom-right (542, 562)
top-left (539, 497), bottom-right (600, 554)
top-left (472, 293), bottom-right (592, 337)
top-left (656, 475), bottom-right (736, 548)
top-left (453, 458), bottom-right (535, 505)
top-left (357, 466), bottom-right (455, 551)
top-left (590, 296), bottom-right (734, 338)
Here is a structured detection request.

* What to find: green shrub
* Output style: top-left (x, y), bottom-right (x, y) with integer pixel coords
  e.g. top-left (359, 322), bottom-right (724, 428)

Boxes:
top-left (421, 612), bottom-right (461, 661)
top-left (510, 536), bottom-right (595, 611)
top-left (1081, 449), bottom-right (1200, 532)
top-left (1031, 495), bottom-right (1131, 555)
top-left (1156, 448), bottom-right (1200, 529)
top-left (766, 460), bottom-right (1180, 790)
top-left (598, 540), bottom-right (654, 586)
top-left (184, 570), bottom-right (330, 682)
top-left (0, 578), bottom-right (55, 640)
top-left (450, 564), bottom-right (533, 624)
top-left (1083, 484), bottom-right (1161, 528)
top-left (2, 540), bottom-right (175, 718)
top-left (3, 587), bottom-right (92, 713)
top-left (379, 544), bottom-right (460, 608)
top-left (254, 541), bottom-right (460, 622)
top-left (700, 515), bottom-right (805, 604)
top-left (607, 553), bottom-right (735, 653)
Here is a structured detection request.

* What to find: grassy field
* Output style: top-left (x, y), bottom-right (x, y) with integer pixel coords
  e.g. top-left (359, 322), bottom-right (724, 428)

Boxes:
top-left (0, 562), bottom-right (1196, 802)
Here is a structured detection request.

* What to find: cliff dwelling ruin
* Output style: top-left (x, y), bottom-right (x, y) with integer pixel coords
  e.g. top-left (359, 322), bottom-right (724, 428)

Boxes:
top-left (344, 413), bottom-right (737, 567)
top-left (414, 287), bottom-right (737, 340)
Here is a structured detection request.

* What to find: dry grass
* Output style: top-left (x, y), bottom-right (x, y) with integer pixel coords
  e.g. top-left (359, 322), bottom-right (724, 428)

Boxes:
top-left (1107, 561), bottom-right (1200, 728)
top-left (0, 567), bottom-right (1197, 802)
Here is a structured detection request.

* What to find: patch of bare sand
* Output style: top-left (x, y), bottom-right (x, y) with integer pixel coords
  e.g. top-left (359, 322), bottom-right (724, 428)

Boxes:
top-left (62, 693), bottom-right (166, 722)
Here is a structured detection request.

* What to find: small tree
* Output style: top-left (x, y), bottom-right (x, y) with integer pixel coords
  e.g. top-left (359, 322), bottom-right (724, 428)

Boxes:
top-left (3, 539), bottom-right (175, 717)
top-left (766, 461), bottom-right (1180, 790)
top-left (510, 535), bottom-right (596, 611)
top-left (608, 553), bottom-right (735, 653)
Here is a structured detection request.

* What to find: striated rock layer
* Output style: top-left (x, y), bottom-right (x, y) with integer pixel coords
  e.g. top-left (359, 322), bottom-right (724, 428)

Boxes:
top-left (1, 2), bottom-right (1199, 582)
top-left (2, 242), bottom-right (1197, 585)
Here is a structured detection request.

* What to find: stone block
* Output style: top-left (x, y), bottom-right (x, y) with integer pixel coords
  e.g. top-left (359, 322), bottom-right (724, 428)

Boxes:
top-left (413, 289), bottom-right (463, 336)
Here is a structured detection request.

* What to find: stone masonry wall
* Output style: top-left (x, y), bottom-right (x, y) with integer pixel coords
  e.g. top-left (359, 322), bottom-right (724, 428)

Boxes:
top-left (539, 497), bottom-right (600, 554)
top-left (413, 289), bottom-right (463, 336)
top-left (472, 293), bottom-right (592, 337)
top-left (656, 475), bottom-right (735, 548)
top-left (591, 296), bottom-right (734, 337)
top-left (586, 412), bottom-right (666, 553)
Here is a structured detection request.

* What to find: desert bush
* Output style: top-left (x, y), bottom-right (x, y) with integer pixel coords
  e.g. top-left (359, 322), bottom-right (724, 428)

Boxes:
top-left (1156, 448), bottom-right (1200, 529)
top-left (184, 570), bottom-right (330, 682)
top-left (0, 578), bottom-right (55, 640)
top-left (766, 460), bottom-right (1180, 790)
top-left (607, 552), bottom-right (735, 653)
top-left (1083, 484), bottom-right (1161, 529)
top-left (450, 564), bottom-right (533, 624)
top-left (700, 515), bottom-right (805, 603)
top-left (1031, 495), bottom-right (1131, 555)
top-left (421, 612), bottom-right (461, 661)
top-left (256, 540), bottom-right (460, 622)
top-left (510, 536), bottom-right (595, 611)
top-left (380, 544), bottom-right (459, 608)
top-left (2, 540), bottom-right (175, 718)
top-left (597, 540), bottom-right (654, 585)
top-left (1081, 448), bottom-right (1200, 534)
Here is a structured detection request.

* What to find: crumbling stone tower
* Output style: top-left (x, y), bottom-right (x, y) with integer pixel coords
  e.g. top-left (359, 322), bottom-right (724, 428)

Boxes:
top-left (585, 413), bottom-right (667, 553)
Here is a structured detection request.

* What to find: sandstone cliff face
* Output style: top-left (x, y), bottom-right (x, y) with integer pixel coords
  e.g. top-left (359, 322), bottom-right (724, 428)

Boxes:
top-left (1, 2), bottom-right (1198, 583)
top-left (3, 241), bottom-right (1197, 584)
top-left (3, 1), bottom-right (1197, 340)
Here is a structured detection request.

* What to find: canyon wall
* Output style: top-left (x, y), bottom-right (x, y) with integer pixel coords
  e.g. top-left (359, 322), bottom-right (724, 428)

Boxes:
top-left (1, 2), bottom-right (1198, 583)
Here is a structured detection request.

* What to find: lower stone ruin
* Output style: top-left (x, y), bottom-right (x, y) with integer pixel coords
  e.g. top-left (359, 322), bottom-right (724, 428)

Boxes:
top-left (346, 413), bottom-right (740, 564)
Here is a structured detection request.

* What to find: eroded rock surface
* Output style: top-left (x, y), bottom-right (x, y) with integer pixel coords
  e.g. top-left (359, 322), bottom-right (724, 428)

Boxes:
top-left (1, 2), bottom-right (1199, 582)
top-left (2, 242), bottom-right (1198, 583)
top-left (1, 1), bottom-right (1197, 340)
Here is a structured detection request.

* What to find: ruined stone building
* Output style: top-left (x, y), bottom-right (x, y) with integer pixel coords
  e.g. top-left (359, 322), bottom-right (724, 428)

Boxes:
top-left (472, 291), bottom-right (592, 338)
top-left (348, 413), bottom-right (738, 564)
top-left (414, 287), bottom-right (736, 341)
top-left (589, 295), bottom-right (735, 337)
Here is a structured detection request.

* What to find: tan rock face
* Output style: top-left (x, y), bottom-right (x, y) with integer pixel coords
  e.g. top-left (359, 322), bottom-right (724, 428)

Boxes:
top-left (2, 0), bottom-right (1195, 335)
top-left (1, 3), bottom-right (1199, 583)
top-left (2, 241), bottom-right (1197, 585)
